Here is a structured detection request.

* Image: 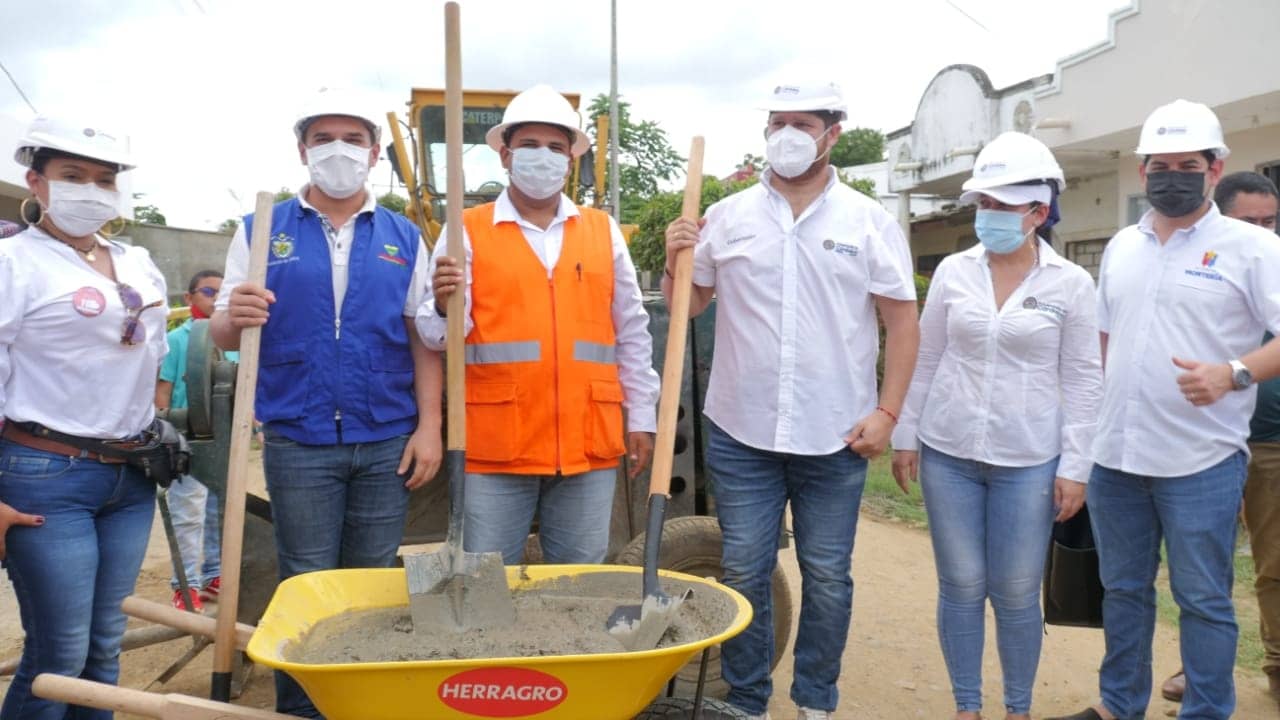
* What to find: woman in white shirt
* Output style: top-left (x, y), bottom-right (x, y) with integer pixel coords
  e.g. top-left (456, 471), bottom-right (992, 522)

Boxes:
top-left (890, 132), bottom-right (1103, 720)
top-left (0, 117), bottom-right (167, 719)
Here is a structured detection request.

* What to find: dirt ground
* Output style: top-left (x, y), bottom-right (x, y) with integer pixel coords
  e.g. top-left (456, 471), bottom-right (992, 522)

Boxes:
top-left (1, 456), bottom-right (1275, 719)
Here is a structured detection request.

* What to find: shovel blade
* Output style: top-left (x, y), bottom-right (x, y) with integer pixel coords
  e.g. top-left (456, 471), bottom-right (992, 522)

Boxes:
top-left (606, 587), bottom-right (692, 651)
top-left (406, 549), bottom-right (515, 632)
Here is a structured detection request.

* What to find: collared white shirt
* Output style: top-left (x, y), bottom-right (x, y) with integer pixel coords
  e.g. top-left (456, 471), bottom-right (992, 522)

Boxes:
top-left (216, 185), bottom-right (430, 318)
top-left (890, 240), bottom-right (1102, 482)
top-left (694, 168), bottom-right (916, 455)
top-left (0, 227), bottom-right (168, 438)
top-left (415, 190), bottom-right (660, 433)
top-left (1094, 204), bottom-right (1280, 477)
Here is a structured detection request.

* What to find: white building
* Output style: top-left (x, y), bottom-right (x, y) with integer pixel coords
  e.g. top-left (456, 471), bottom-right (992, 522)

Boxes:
top-left (839, 160), bottom-right (949, 220)
top-left (886, 0), bottom-right (1280, 276)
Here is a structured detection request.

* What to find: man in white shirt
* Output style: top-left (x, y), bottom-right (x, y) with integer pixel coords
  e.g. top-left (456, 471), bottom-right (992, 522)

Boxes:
top-left (420, 84), bottom-right (658, 566)
top-left (663, 83), bottom-right (919, 720)
top-left (1049, 101), bottom-right (1280, 720)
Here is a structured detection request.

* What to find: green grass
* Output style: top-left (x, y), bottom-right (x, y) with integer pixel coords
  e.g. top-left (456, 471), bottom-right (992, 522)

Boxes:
top-left (860, 454), bottom-right (928, 528)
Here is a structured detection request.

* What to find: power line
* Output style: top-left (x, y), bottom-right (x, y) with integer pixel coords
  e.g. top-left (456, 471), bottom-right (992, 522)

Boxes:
top-left (944, 0), bottom-right (990, 32)
top-left (0, 58), bottom-right (37, 114)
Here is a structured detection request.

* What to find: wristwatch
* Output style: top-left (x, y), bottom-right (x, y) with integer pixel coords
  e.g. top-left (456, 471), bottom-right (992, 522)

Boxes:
top-left (1229, 359), bottom-right (1254, 390)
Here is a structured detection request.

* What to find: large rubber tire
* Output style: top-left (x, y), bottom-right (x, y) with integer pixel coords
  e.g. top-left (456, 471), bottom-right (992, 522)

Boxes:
top-left (633, 696), bottom-right (750, 719)
top-left (614, 515), bottom-right (793, 700)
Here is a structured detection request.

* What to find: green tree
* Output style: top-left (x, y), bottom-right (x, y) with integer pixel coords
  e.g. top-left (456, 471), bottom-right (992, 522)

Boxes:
top-left (837, 170), bottom-right (879, 200)
top-left (377, 192), bottom-right (408, 215)
top-left (133, 204), bottom-right (166, 226)
top-left (217, 218), bottom-right (240, 235)
top-left (586, 95), bottom-right (684, 223)
top-left (274, 187), bottom-right (296, 203)
top-left (829, 127), bottom-right (885, 167)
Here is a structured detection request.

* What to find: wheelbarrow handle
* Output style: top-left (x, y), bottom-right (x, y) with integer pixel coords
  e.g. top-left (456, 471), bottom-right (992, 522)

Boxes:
top-left (32, 674), bottom-right (294, 719)
top-left (122, 595), bottom-right (255, 650)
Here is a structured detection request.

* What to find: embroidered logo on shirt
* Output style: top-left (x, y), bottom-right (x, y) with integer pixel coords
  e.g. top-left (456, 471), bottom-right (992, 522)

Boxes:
top-left (271, 233), bottom-right (294, 259)
top-left (377, 244), bottom-right (408, 267)
top-left (71, 286), bottom-right (106, 317)
top-left (822, 239), bottom-right (859, 257)
top-left (727, 233), bottom-right (755, 245)
top-left (1023, 296), bottom-right (1066, 319)
top-left (1201, 251), bottom-right (1218, 267)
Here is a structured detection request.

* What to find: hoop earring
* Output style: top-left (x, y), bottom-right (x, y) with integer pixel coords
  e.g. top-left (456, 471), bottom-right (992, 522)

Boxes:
top-left (20, 196), bottom-right (43, 225)
top-left (99, 217), bottom-right (127, 238)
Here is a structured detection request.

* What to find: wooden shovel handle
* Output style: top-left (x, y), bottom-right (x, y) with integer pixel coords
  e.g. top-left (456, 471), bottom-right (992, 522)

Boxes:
top-left (444, 1), bottom-right (466, 450)
top-left (648, 138), bottom-right (705, 496)
top-left (33, 674), bottom-right (294, 719)
top-left (122, 595), bottom-right (255, 650)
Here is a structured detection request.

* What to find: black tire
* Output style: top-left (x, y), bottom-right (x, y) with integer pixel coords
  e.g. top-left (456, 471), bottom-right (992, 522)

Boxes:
top-left (614, 515), bottom-right (793, 700)
top-left (633, 696), bottom-right (750, 719)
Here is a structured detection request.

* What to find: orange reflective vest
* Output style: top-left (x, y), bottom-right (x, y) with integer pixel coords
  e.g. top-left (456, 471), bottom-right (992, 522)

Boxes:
top-left (462, 202), bottom-right (625, 475)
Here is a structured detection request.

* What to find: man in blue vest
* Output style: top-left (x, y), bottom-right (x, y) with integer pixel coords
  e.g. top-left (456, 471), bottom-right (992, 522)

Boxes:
top-left (210, 88), bottom-right (441, 718)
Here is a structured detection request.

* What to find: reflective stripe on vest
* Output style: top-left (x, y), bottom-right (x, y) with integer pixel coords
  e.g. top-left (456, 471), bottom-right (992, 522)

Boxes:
top-left (573, 340), bottom-right (617, 365)
top-left (465, 340), bottom-right (541, 365)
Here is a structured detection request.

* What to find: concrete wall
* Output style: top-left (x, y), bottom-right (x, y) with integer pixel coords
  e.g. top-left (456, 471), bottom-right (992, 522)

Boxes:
top-left (0, 195), bottom-right (20, 225)
top-left (1056, 171), bottom-right (1121, 246)
top-left (123, 224), bottom-right (234, 301)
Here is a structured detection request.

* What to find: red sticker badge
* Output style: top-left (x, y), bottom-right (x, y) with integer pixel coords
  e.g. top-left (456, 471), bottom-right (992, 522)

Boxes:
top-left (71, 287), bottom-right (107, 317)
top-left (438, 667), bottom-right (568, 717)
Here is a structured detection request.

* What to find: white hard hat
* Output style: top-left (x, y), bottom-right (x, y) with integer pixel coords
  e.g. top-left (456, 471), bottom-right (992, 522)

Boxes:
top-left (959, 131), bottom-right (1065, 205)
top-left (14, 116), bottom-right (135, 171)
top-left (1135, 99), bottom-right (1229, 159)
top-left (294, 87), bottom-right (382, 144)
top-left (484, 84), bottom-right (590, 157)
top-left (760, 83), bottom-right (848, 121)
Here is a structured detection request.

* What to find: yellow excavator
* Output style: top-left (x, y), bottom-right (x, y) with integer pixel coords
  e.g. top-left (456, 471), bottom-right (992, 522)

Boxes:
top-left (385, 88), bottom-right (634, 249)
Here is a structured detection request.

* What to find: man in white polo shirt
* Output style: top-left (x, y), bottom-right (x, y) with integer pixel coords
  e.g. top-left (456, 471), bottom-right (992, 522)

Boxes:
top-left (1048, 101), bottom-right (1280, 720)
top-left (664, 82), bottom-right (919, 720)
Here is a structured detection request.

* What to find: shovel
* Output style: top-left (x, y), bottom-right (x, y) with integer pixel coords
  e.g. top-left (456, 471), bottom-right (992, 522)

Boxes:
top-left (404, 1), bottom-right (513, 633)
top-left (607, 137), bottom-right (705, 651)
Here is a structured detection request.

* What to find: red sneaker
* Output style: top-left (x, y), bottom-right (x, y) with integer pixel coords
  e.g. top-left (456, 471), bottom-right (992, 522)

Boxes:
top-left (172, 588), bottom-right (204, 613)
top-left (199, 576), bottom-right (221, 602)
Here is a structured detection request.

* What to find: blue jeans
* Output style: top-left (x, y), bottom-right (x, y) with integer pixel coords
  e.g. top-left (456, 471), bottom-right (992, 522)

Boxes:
top-left (463, 469), bottom-right (616, 564)
top-left (165, 475), bottom-right (221, 589)
top-left (705, 420), bottom-right (867, 715)
top-left (0, 440), bottom-right (156, 720)
top-left (919, 444), bottom-right (1057, 715)
top-left (1089, 452), bottom-right (1246, 720)
top-left (261, 429), bottom-right (411, 718)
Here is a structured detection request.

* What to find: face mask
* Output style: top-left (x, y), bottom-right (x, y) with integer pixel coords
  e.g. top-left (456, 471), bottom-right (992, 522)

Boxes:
top-left (1145, 171), bottom-right (1207, 218)
top-left (43, 180), bottom-right (120, 237)
top-left (974, 209), bottom-right (1033, 254)
top-left (306, 141), bottom-right (371, 199)
top-left (509, 147), bottom-right (569, 200)
top-left (766, 126), bottom-right (831, 179)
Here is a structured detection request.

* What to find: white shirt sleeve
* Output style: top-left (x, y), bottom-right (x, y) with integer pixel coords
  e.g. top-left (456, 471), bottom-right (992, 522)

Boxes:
top-left (1055, 267), bottom-right (1104, 483)
top-left (691, 202), bottom-right (721, 289)
top-left (866, 209), bottom-right (917, 301)
top-left (1095, 241), bottom-right (1113, 335)
top-left (1245, 230), bottom-right (1280, 335)
top-left (403, 236), bottom-right (431, 318)
top-left (214, 225), bottom-right (248, 311)
top-left (413, 224), bottom-right (473, 351)
top-left (608, 217), bottom-right (660, 433)
top-left (890, 259), bottom-right (949, 451)
top-left (0, 252), bottom-right (24, 414)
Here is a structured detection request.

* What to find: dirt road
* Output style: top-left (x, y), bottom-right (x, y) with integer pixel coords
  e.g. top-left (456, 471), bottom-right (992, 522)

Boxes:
top-left (1, 490), bottom-right (1274, 718)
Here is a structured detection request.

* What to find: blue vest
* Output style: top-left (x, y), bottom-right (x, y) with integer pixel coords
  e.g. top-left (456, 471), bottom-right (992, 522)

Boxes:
top-left (243, 197), bottom-right (420, 445)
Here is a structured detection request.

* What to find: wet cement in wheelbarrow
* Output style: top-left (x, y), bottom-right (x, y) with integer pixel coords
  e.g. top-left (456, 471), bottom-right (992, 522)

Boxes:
top-left (287, 571), bottom-right (738, 663)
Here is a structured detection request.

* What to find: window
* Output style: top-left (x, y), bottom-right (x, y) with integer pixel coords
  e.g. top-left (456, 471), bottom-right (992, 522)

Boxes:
top-left (1126, 194), bottom-right (1151, 224)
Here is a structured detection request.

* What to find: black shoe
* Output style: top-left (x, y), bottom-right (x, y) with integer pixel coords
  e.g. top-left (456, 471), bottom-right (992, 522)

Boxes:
top-left (1043, 709), bottom-right (1103, 720)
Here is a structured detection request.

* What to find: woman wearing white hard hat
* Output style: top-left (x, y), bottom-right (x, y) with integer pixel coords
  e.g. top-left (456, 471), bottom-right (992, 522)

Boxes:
top-left (891, 131), bottom-right (1102, 720)
top-left (1, 116), bottom-right (168, 719)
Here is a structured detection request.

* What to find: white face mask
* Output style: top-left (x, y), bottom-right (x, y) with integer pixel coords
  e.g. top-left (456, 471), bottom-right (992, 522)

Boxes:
top-left (766, 125), bottom-right (830, 179)
top-left (508, 147), bottom-right (569, 200)
top-left (43, 180), bottom-right (120, 237)
top-left (306, 140), bottom-right (371, 199)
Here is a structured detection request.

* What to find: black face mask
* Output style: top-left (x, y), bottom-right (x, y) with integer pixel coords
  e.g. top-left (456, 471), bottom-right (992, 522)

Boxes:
top-left (1145, 171), bottom-right (1207, 218)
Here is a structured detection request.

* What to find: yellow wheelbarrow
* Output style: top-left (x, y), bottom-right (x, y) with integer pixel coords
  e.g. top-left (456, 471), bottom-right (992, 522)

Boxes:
top-left (34, 565), bottom-right (752, 720)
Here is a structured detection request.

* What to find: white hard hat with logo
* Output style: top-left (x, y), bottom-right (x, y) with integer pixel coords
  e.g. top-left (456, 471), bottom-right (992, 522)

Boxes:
top-left (294, 87), bottom-right (382, 144)
top-left (959, 131), bottom-right (1064, 206)
top-left (760, 83), bottom-right (848, 121)
top-left (14, 116), bottom-right (136, 171)
top-left (1134, 99), bottom-right (1229, 159)
top-left (485, 84), bottom-right (590, 157)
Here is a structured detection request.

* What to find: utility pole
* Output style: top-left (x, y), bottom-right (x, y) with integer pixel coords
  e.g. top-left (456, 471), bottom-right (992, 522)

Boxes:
top-left (608, 0), bottom-right (621, 221)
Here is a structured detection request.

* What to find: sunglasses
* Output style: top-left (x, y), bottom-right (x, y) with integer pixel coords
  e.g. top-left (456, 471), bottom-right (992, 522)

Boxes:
top-left (192, 286), bottom-right (219, 298)
top-left (117, 283), bottom-right (163, 346)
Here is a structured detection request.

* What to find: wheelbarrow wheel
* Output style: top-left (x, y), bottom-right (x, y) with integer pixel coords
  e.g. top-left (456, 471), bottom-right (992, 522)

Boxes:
top-left (614, 515), bottom-right (793, 700)
top-left (634, 696), bottom-right (751, 719)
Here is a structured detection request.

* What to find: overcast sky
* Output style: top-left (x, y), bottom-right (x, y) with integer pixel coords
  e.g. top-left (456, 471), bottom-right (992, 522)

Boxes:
top-left (0, 0), bottom-right (1130, 230)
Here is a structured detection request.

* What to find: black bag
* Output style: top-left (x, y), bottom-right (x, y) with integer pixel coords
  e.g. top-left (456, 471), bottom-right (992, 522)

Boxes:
top-left (1043, 503), bottom-right (1105, 628)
